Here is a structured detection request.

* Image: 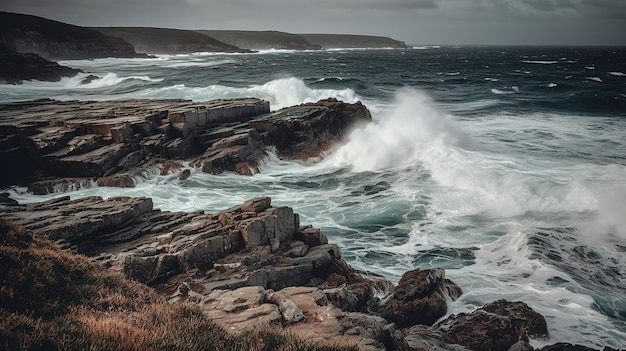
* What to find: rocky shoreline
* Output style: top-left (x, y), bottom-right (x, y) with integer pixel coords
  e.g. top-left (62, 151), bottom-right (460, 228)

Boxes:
top-left (0, 98), bottom-right (620, 351)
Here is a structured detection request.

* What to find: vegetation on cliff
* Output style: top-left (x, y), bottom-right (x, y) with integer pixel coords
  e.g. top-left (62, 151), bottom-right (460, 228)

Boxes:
top-left (0, 218), bottom-right (356, 351)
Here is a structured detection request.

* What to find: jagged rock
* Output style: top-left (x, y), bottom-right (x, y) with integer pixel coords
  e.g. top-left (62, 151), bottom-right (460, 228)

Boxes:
top-left (0, 193), bottom-right (18, 206)
top-left (280, 286), bottom-right (408, 351)
top-left (28, 178), bottom-right (93, 195)
top-left (0, 97), bottom-right (368, 187)
top-left (375, 268), bottom-right (462, 328)
top-left (437, 300), bottom-right (549, 351)
top-left (0, 44), bottom-right (82, 84)
top-left (97, 174), bottom-right (135, 188)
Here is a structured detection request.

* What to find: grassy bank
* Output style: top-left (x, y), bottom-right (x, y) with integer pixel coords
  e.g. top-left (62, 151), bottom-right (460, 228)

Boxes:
top-left (0, 218), bottom-right (356, 351)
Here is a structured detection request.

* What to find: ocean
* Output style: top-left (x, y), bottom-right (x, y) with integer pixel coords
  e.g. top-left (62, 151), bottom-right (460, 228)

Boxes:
top-left (2, 46), bottom-right (626, 349)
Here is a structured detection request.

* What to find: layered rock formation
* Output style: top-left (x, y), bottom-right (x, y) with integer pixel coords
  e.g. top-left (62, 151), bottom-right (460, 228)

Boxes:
top-left (0, 11), bottom-right (146, 60)
top-left (0, 44), bottom-right (82, 84)
top-left (1, 194), bottom-right (599, 351)
top-left (198, 30), bottom-right (321, 50)
top-left (93, 27), bottom-right (248, 54)
top-left (0, 98), bottom-right (371, 188)
top-left (0, 195), bottom-right (410, 350)
top-left (1, 96), bottom-right (618, 350)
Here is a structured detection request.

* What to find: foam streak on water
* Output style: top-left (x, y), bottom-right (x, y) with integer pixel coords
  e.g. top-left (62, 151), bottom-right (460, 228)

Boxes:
top-left (3, 47), bottom-right (626, 349)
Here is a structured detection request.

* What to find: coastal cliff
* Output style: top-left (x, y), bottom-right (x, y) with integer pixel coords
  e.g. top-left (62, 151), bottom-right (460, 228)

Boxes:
top-left (197, 30), bottom-right (321, 50)
top-left (0, 44), bottom-right (82, 84)
top-left (93, 27), bottom-right (248, 54)
top-left (0, 11), bottom-right (146, 60)
top-left (300, 34), bottom-right (408, 49)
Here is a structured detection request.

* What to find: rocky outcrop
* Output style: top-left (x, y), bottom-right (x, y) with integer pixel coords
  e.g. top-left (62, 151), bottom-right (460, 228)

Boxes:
top-left (1, 194), bottom-right (616, 351)
top-left (0, 98), bottom-right (371, 188)
top-left (0, 195), bottom-right (403, 350)
top-left (197, 30), bottom-right (321, 51)
top-left (434, 300), bottom-right (549, 351)
top-left (0, 44), bottom-right (82, 84)
top-left (299, 34), bottom-right (408, 49)
top-left (93, 27), bottom-right (248, 54)
top-left (374, 268), bottom-right (462, 328)
top-left (0, 11), bottom-right (146, 60)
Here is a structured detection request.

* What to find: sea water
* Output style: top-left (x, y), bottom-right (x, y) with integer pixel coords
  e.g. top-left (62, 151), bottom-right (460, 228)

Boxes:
top-left (2, 47), bottom-right (626, 349)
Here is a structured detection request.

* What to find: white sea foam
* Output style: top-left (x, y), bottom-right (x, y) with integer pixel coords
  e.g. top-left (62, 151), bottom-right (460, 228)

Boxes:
top-left (586, 77), bottom-right (603, 83)
top-left (324, 88), bottom-right (475, 173)
top-left (523, 60), bottom-right (559, 64)
top-left (547, 83), bottom-right (558, 88)
top-left (491, 88), bottom-right (514, 95)
top-left (115, 77), bottom-right (360, 110)
top-left (163, 58), bottom-right (236, 68)
top-left (3, 50), bottom-right (625, 348)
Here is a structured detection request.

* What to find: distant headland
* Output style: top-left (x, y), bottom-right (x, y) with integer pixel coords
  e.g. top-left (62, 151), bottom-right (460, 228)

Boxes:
top-left (0, 11), bottom-right (408, 84)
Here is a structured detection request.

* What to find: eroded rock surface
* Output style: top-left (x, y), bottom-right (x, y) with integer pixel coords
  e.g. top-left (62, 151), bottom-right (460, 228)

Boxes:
top-left (0, 195), bottom-right (613, 351)
top-left (0, 195), bottom-right (401, 350)
top-left (0, 98), bottom-right (371, 188)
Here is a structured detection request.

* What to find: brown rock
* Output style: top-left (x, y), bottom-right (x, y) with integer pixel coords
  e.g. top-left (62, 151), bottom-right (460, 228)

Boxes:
top-left (160, 160), bottom-right (183, 175)
top-left (376, 268), bottom-right (462, 328)
top-left (97, 174), bottom-right (135, 188)
top-left (437, 300), bottom-right (549, 351)
top-left (404, 325), bottom-right (471, 351)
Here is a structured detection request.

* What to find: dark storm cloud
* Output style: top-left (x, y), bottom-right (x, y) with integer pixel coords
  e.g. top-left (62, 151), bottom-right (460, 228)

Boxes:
top-left (1, 0), bottom-right (625, 45)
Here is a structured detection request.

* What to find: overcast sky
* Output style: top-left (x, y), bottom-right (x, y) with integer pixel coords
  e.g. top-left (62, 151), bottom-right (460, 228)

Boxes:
top-left (2, 0), bottom-right (625, 45)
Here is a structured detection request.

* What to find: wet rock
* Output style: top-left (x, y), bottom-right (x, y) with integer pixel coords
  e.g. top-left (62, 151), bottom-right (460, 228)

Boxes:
top-left (437, 300), bottom-right (549, 351)
top-left (0, 44), bottom-right (82, 84)
top-left (0, 97), bottom-right (370, 187)
top-left (375, 268), bottom-right (462, 328)
top-left (539, 344), bottom-right (608, 351)
top-left (97, 174), bottom-right (135, 188)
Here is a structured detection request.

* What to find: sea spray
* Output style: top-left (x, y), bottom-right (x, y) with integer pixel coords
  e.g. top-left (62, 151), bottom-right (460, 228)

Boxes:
top-left (325, 88), bottom-right (474, 172)
top-left (2, 47), bottom-right (626, 349)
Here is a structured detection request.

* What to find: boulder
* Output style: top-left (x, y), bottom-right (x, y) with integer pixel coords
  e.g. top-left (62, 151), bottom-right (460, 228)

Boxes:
top-left (437, 300), bottom-right (549, 351)
top-left (375, 268), bottom-right (462, 328)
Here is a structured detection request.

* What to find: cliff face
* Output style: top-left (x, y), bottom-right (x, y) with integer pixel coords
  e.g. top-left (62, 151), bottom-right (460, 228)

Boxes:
top-left (198, 30), bottom-right (321, 50)
top-left (93, 27), bottom-right (248, 54)
top-left (0, 11), bottom-right (146, 60)
top-left (300, 34), bottom-right (407, 49)
top-left (0, 44), bottom-right (82, 84)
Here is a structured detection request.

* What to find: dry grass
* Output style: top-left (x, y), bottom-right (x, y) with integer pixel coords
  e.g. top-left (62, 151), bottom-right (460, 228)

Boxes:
top-left (0, 218), bottom-right (357, 351)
